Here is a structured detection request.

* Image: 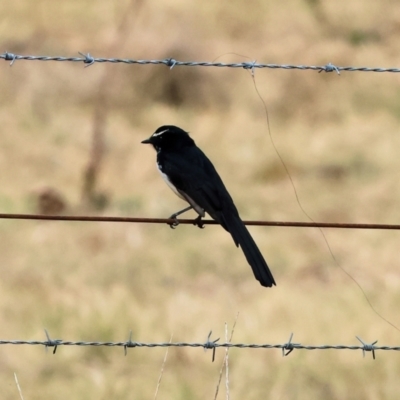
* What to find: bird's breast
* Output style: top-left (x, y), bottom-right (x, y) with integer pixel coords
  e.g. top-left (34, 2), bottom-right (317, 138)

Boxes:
top-left (156, 162), bottom-right (185, 200)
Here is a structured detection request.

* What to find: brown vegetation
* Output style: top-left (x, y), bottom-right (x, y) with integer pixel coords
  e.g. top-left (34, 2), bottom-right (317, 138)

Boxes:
top-left (1, 0), bottom-right (400, 398)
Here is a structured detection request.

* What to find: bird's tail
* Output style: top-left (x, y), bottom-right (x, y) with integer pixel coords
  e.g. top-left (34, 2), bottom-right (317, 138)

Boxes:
top-left (222, 214), bottom-right (276, 288)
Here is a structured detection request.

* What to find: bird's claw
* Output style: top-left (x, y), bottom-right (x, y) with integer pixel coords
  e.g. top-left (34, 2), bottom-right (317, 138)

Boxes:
top-left (193, 215), bottom-right (205, 229)
top-left (168, 214), bottom-right (180, 229)
top-left (167, 214), bottom-right (204, 229)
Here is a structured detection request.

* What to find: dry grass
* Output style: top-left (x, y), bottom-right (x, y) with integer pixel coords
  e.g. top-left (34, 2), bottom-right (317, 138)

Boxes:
top-left (1, 0), bottom-right (400, 398)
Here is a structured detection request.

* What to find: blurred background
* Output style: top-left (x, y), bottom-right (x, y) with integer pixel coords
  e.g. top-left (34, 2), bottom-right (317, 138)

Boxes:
top-left (1, 0), bottom-right (400, 398)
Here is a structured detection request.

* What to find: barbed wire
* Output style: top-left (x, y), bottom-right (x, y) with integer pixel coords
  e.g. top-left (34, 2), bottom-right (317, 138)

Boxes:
top-left (1, 52), bottom-right (400, 74)
top-left (1, 330), bottom-right (393, 360)
top-left (0, 212), bottom-right (400, 230)
top-left (1, 52), bottom-right (398, 365)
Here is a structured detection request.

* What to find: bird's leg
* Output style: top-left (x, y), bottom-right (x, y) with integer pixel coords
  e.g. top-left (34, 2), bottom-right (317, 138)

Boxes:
top-left (168, 205), bottom-right (193, 229)
top-left (193, 215), bottom-right (205, 229)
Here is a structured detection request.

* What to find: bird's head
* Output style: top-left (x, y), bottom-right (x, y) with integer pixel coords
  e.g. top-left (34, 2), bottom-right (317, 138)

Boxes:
top-left (141, 125), bottom-right (194, 151)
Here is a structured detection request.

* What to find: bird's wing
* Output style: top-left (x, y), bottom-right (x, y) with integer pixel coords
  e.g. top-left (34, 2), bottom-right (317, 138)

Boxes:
top-left (161, 147), bottom-right (238, 223)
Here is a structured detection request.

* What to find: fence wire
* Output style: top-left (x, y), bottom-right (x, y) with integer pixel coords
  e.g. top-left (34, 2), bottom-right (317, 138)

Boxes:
top-left (0, 331), bottom-right (395, 360)
top-left (1, 52), bottom-right (400, 74)
top-left (0, 212), bottom-right (400, 230)
top-left (0, 52), bottom-right (398, 367)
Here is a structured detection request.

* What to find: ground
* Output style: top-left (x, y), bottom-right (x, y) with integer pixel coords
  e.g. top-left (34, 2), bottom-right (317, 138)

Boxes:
top-left (0, 0), bottom-right (400, 398)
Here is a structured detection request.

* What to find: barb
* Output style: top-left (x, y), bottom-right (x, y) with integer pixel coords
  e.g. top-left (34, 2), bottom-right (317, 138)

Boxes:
top-left (356, 336), bottom-right (378, 360)
top-left (1, 52), bottom-right (400, 73)
top-left (204, 331), bottom-right (220, 362)
top-left (282, 333), bottom-right (300, 357)
top-left (1, 212), bottom-right (400, 230)
top-left (44, 329), bottom-right (62, 354)
top-left (124, 331), bottom-right (135, 355)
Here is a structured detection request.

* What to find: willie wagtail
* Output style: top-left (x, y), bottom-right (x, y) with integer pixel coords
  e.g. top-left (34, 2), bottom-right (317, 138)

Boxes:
top-left (141, 125), bottom-right (276, 288)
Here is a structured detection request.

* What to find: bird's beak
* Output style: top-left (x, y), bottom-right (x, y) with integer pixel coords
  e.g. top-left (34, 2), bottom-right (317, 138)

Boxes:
top-left (141, 137), bottom-right (152, 144)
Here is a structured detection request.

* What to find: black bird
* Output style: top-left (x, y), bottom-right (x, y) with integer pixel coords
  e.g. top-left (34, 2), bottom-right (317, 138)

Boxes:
top-left (141, 125), bottom-right (276, 288)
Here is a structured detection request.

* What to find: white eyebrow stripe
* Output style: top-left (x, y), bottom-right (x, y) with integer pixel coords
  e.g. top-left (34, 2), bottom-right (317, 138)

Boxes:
top-left (152, 129), bottom-right (168, 137)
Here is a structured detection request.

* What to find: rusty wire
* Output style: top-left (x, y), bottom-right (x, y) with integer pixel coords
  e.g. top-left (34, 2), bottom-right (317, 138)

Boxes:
top-left (0, 213), bottom-right (399, 230)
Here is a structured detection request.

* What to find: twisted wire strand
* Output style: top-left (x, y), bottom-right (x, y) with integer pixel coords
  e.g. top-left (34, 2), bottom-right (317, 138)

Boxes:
top-left (1, 52), bottom-right (400, 73)
top-left (0, 338), bottom-right (395, 357)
